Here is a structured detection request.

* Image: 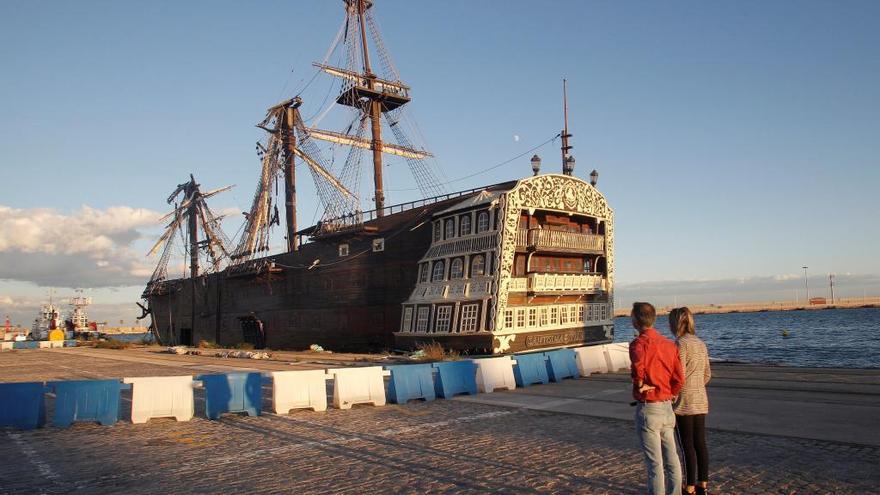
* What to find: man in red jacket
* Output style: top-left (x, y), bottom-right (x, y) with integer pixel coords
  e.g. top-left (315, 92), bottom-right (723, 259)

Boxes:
top-left (630, 302), bottom-right (684, 495)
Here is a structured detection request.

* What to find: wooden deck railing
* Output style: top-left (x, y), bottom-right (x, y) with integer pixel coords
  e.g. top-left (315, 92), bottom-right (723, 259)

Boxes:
top-left (507, 273), bottom-right (604, 293)
top-left (516, 229), bottom-right (604, 253)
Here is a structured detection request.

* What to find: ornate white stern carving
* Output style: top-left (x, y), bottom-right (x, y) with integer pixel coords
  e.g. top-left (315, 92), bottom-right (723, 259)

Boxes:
top-left (492, 174), bottom-right (615, 335)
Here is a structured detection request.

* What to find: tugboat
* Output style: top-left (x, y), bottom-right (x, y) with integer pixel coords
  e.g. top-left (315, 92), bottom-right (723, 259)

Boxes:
top-left (31, 293), bottom-right (65, 340)
top-left (143, 0), bottom-right (614, 354)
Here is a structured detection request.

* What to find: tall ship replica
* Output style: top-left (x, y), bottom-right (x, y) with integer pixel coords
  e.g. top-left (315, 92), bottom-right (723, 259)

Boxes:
top-left (142, 0), bottom-right (615, 354)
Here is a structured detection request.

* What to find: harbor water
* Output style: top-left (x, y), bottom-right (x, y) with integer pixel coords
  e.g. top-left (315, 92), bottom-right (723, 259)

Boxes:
top-left (614, 307), bottom-right (880, 369)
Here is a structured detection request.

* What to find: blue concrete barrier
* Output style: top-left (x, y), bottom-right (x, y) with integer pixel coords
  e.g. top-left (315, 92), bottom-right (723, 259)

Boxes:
top-left (50, 379), bottom-right (127, 427)
top-left (13, 341), bottom-right (40, 350)
top-left (385, 364), bottom-right (436, 404)
top-left (197, 372), bottom-right (262, 420)
top-left (0, 382), bottom-right (48, 430)
top-left (544, 349), bottom-right (579, 382)
top-left (432, 360), bottom-right (478, 398)
top-left (512, 352), bottom-right (550, 387)
top-left (64, 340), bottom-right (78, 347)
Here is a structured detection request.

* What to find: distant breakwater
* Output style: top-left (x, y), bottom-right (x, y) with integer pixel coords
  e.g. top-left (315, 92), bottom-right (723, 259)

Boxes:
top-left (613, 296), bottom-right (880, 317)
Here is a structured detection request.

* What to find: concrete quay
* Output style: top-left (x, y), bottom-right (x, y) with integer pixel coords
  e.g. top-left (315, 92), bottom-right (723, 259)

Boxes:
top-left (0, 347), bottom-right (878, 494)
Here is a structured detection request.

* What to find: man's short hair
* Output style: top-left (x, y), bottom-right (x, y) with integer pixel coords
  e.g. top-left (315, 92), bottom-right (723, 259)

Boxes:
top-left (631, 302), bottom-right (656, 329)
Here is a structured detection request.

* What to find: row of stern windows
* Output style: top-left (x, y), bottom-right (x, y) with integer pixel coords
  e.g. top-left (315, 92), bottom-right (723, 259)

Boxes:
top-left (432, 209), bottom-right (496, 243)
top-left (401, 302), bottom-right (484, 334)
top-left (418, 253), bottom-right (492, 283)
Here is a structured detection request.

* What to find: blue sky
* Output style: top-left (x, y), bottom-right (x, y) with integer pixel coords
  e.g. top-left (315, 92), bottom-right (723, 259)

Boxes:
top-left (1, 0), bottom-right (878, 323)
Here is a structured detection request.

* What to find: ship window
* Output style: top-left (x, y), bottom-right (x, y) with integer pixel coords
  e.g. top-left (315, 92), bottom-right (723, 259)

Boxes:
top-left (560, 307), bottom-right (569, 325)
top-left (433, 222), bottom-right (442, 242)
top-left (338, 243), bottom-right (349, 257)
top-left (372, 238), bottom-right (385, 252)
top-left (550, 307), bottom-right (559, 325)
top-left (578, 305), bottom-right (585, 322)
top-left (461, 303), bottom-right (479, 333)
top-left (418, 263), bottom-right (429, 283)
top-left (528, 308), bottom-right (537, 327)
top-left (470, 255), bottom-right (485, 277)
top-left (450, 258), bottom-right (464, 279)
top-left (444, 218), bottom-right (455, 239)
top-left (476, 211), bottom-right (490, 233)
top-left (460, 214), bottom-right (472, 235)
top-left (515, 308), bottom-right (526, 328)
top-left (401, 307), bottom-right (413, 332)
top-left (416, 307), bottom-right (430, 332)
top-left (569, 305), bottom-right (578, 323)
top-left (435, 306), bottom-right (452, 333)
top-left (539, 307), bottom-right (549, 326)
top-left (504, 309), bottom-right (514, 329)
top-left (432, 260), bottom-right (446, 281)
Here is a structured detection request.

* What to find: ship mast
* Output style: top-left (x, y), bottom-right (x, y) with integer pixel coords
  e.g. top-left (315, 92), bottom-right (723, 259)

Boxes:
top-left (187, 177), bottom-right (200, 278)
top-left (230, 0), bottom-right (443, 261)
top-left (280, 102), bottom-right (299, 251)
top-left (561, 78), bottom-right (573, 173)
top-left (354, 0), bottom-right (385, 215)
top-left (147, 176), bottom-right (232, 287)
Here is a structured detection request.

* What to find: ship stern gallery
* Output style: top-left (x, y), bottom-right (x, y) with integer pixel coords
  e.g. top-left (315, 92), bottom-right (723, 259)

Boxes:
top-left (146, 174), bottom-right (614, 354)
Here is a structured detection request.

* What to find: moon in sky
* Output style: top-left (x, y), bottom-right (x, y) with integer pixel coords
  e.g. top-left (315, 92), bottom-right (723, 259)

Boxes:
top-left (513, 135), bottom-right (520, 142)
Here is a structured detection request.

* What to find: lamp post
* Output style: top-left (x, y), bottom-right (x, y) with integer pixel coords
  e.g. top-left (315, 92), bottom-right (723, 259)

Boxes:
top-left (590, 169), bottom-right (599, 186)
top-left (563, 155), bottom-right (575, 176)
top-left (802, 266), bottom-right (810, 302)
top-left (531, 154), bottom-right (541, 176)
top-left (829, 273), bottom-right (835, 304)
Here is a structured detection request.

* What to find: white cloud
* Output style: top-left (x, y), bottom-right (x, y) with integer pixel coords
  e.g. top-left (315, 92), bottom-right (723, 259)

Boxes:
top-left (0, 204), bottom-right (162, 288)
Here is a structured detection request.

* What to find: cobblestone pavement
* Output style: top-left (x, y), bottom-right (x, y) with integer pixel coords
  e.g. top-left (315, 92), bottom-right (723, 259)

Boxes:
top-left (1, 392), bottom-right (878, 494)
top-left (1, 349), bottom-right (878, 494)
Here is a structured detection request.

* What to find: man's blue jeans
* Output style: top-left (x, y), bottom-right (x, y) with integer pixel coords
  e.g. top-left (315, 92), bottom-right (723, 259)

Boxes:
top-left (635, 401), bottom-right (682, 495)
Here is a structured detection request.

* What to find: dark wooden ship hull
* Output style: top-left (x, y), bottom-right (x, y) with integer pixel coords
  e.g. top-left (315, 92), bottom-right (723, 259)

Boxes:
top-left (146, 174), bottom-right (615, 354)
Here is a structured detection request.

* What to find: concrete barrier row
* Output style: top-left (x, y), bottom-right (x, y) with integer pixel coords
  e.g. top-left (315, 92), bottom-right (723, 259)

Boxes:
top-left (0, 343), bottom-right (630, 430)
top-left (0, 340), bottom-right (77, 351)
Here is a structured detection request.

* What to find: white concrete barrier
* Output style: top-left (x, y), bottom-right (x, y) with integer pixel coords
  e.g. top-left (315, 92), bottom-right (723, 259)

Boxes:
top-left (473, 356), bottom-right (517, 393)
top-left (0, 342), bottom-right (13, 351)
top-left (122, 376), bottom-right (196, 423)
top-left (37, 341), bottom-right (52, 349)
top-left (327, 366), bottom-right (391, 410)
top-left (574, 345), bottom-right (610, 376)
top-left (604, 343), bottom-right (631, 372)
top-left (269, 370), bottom-right (332, 413)
top-left (49, 341), bottom-right (66, 348)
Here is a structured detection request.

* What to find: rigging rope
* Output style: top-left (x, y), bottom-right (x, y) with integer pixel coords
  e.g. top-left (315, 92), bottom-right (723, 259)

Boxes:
top-left (386, 133), bottom-right (561, 192)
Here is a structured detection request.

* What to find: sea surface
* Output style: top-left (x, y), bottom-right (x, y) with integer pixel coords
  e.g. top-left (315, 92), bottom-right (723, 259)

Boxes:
top-left (105, 332), bottom-right (154, 343)
top-left (614, 307), bottom-right (880, 369)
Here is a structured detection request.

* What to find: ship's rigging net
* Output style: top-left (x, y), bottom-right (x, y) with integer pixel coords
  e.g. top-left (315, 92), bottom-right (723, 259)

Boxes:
top-left (146, 176), bottom-right (232, 290)
top-left (229, 0), bottom-right (447, 262)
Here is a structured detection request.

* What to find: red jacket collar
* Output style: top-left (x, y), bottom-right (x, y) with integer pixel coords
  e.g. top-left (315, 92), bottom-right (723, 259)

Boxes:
top-left (639, 327), bottom-right (660, 338)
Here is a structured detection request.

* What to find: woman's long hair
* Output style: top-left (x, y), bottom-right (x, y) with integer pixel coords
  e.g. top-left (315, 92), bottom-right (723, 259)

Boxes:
top-left (669, 306), bottom-right (695, 337)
